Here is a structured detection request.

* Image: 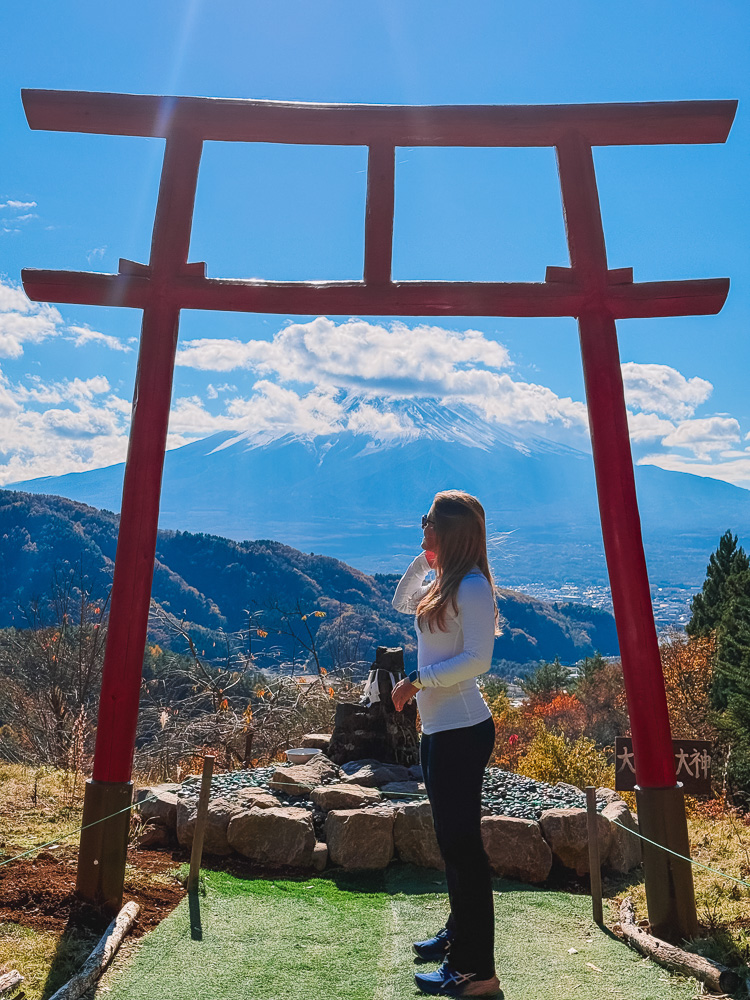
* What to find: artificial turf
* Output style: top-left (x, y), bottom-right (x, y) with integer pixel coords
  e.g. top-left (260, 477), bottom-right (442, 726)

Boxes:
top-left (99, 866), bottom-right (699, 1000)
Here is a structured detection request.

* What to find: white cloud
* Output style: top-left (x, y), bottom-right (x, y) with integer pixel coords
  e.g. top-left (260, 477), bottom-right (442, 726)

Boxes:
top-left (346, 402), bottom-right (416, 441)
top-left (225, 382), bottom-right (346, 440)
top-left (67, 325), bottom-right (131, 353)
top-left (0, 278), bottom-right (132, 358)
top-left (446, 373), bottom-right (587, 428)
top-left (621, 362), bottom-right (712, 419)
top-left (0, 298), bottom-right (63, 358)
top-left (167, 395), bottom-right (235, 441)
top-left (0, 287), bottom-right (746, 492)
top-left (176, 317), bottom-right (512, 390)
top-left (13, 375), bottom-right (111, 406)
top-left (0, 368), bottom-right (132, 484)
top-left (638, 451), bottom-right (750, 490)
top-left (206, 382), bottom-right (236, 400)
top-left (660, 416), bottom-right (741, 460)
top-left (175, 317), bottom-right (587, 435)
top-left (1, 200), bottom-right (37, 210)
top-left (626, 410), bottom-right (676, 442)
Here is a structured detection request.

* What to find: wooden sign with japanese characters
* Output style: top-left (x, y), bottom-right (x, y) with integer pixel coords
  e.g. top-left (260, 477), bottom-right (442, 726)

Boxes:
top-left (614, 737), bottom-right (712, 796)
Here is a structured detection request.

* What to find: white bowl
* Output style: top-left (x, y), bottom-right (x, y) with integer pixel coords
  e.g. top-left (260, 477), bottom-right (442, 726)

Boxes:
top-left (286, 748), bottom-right (320, 764)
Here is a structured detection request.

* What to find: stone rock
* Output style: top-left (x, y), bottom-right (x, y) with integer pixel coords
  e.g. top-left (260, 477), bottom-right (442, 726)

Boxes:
top-left (596, 787), bottom-right (623, 806)
top-left (381, 781), bottom-right (425, 797)
top-left (269, 754), bottom-right (338, 794)
top-left (603, 800), bottom-right (641, 873)
top-left (367, 803), bottom-right (397, 820)
top-left (227, 807), bottom-right (315, 867)
top-left (325, 808), bottom-right (395, 870)
top-left (481, 816), bottom-right (552, 883)
top-left (394, 800), bottom-right (444, 870)
top-left (555, 781), bottom-right (584, 799)
top-left (539, 808), bottom-right (612, 876)
top-left (134, 784), bottom-right (181, 829)
top-left (301, 734), bottom-right (332, 752)
top-left (176, 797), bottom-right (197, 848)
top-left (340, 763), bottom-right (409, 788)
top-left (176, 796), bottom-right (241, 855)
top-left (385, 763), bottom-right (409, 780)
top-left (340, 758), bottom-right (381, 776)
top-left (35, 849), bottom-right (62, 864)
top-left (137, 821), bottom-right (172, 850)
top-left (235, 788), bottom-right (281, 810)
top-left (312, 841), bottom-right (329, 871)
top-left (311, 784), bottom-right (382, 810)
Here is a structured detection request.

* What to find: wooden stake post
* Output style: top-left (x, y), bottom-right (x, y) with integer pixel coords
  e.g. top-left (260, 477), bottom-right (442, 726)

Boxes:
top-left (585, 787), bottom-right (603, 926)
top-left (21, 91), bottom-right (736, 934)
top-left (188, 755), bottom-right (215, 893)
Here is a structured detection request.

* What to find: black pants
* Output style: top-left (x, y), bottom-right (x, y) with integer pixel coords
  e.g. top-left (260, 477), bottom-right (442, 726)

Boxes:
top-left (420, 716), bottom-right (496, 979)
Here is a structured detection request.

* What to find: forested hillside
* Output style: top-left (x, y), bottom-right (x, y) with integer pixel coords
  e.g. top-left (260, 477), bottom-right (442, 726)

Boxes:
top-left (0, 489), bottom-right (618, 670)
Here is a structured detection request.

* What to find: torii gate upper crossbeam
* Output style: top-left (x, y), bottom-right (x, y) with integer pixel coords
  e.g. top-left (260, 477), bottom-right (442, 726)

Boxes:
top-left (21, 90), bottom-right (735, 144)
top-left (22, 91), bottom-right (734, 322)
top-left (20, 91), bottom-right (737, 939)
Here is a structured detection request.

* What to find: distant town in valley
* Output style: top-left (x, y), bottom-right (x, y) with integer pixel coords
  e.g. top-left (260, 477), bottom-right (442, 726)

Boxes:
top-left (505, 581), bottom-right (697, 632)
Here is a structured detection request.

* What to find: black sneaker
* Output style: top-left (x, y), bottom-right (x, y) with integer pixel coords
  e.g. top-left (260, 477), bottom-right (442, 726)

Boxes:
top-left (415, 963), bottom-right (502, 997)
top-left (412, 927), bottom-right (453, 961)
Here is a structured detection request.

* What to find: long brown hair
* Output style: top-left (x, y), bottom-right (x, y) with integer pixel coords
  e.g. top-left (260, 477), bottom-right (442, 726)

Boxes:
top-left (416, 490), bottom-right (498, 633)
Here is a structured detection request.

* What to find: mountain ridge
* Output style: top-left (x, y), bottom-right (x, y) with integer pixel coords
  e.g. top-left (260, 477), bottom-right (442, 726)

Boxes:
top-left (0, 489), bottom-right (619, 671)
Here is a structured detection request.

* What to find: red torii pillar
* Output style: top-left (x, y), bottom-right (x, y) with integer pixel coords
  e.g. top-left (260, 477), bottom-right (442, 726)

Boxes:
top-left (22, 91), bottom-right (736, 937)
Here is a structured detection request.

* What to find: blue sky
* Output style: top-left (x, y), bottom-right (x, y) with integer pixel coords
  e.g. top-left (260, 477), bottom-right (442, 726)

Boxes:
top-left (1, 1), bottom-right (749, 488)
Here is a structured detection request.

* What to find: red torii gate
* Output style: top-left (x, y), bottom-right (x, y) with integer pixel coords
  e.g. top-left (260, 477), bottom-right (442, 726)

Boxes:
top-left (22, 90), bottom-right (736, 938)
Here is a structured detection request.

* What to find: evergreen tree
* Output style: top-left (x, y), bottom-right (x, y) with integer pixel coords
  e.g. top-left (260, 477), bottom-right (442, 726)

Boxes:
top-left (687, 530), bottom-right (749, 638)
top-left (713, 569), bottom-right (750, 791)
top-left (573, 651), bottom-right (608, 686)
top-left (521, 656), bottom-right (570, 698)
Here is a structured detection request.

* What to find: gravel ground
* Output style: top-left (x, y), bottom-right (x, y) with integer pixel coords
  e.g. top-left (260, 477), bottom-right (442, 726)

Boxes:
top-left (177, 764), bottom-right (606, 820)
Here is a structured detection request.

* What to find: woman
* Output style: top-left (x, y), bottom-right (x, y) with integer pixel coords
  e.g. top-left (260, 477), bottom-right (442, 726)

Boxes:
top-left (391, 490), bottom-right (500, 998)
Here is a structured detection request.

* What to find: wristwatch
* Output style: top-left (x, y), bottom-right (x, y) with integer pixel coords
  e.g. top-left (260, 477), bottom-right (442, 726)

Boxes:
top-left (407, 668), bottom-right (422, 688)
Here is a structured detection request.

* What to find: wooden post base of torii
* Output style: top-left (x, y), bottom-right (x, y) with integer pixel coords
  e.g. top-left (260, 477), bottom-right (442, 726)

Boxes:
top-left (21, 89), bottom-right (737, 936)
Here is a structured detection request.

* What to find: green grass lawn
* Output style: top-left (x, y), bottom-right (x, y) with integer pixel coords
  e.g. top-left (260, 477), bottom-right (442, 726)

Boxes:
top-left (97, 866), bottom-right (700, 1000)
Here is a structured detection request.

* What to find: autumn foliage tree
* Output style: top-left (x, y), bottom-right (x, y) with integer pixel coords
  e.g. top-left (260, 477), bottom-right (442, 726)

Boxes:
top-left (659, 631), bottom-right (716, 741)
top-left (572, 653), bottom-right (628, 746)
top-left (483, 655), bottom-right (618, 778)
top-left (530, 693), bottom-right (586, 740)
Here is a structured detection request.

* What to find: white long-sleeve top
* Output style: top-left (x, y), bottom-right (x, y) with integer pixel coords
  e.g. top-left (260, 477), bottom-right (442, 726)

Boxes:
top-left (392, 552), bottom-right (495, 735)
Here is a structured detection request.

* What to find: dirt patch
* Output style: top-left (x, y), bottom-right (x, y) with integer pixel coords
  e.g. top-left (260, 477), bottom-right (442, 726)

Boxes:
top-left (0, 846), bottom-right (185, 937)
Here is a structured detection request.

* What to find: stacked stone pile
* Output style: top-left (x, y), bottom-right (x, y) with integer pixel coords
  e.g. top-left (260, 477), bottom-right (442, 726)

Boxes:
top-left (135, 751), bottom-right (641, 883)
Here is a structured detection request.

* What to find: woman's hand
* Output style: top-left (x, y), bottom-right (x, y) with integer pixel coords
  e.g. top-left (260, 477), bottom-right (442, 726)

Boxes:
top-left (391, 678), bottom-right (419, 712)
top-left (420, 545), bottom-right (437, 568)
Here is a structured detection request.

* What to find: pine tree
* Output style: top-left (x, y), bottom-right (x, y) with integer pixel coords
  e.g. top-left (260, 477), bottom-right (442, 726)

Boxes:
top-left (713, 569), bottom-right (750, 791)
top-left (573, 651), bottom-right (608, 685)
top-left (521, 656), bottom-right (571, 698)
top-left (687, 530), bottom-right (749, 638)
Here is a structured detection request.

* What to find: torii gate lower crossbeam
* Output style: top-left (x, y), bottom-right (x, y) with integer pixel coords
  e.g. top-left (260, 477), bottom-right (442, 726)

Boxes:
top-left (21, 90), bottom-right (737, 938)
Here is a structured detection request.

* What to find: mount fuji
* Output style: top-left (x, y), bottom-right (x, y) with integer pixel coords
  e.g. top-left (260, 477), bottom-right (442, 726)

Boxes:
top-left (10, 400), bottom-right (750, 588)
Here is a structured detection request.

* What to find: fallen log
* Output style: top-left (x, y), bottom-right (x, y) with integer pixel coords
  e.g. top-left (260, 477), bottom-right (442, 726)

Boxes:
top-left (616, 897), bottom-right (741, 996)
top-left (0, 970), bottom-right (23, 995)
top-left (47, 900), bottom-right (140, 1000)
